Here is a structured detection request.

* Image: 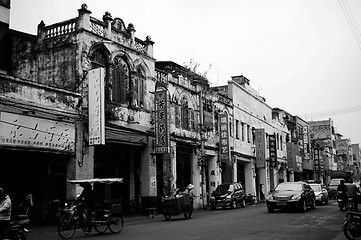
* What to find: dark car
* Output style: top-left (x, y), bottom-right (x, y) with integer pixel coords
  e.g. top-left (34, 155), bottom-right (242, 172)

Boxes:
top-left (328, 178), bottom-right (345, 199)
top-left (210, 183), bottom-right (246, 210)
top-left (266, 181), bottom-right (316, 213)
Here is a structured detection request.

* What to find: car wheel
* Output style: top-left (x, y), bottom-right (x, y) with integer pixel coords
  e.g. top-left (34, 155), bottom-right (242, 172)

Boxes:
top-left (267, 206), bottom-right (274, 213)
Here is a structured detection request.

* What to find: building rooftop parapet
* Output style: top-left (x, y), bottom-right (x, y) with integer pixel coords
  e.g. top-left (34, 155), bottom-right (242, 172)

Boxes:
top-left (37, 3), bottom-right (153, 57)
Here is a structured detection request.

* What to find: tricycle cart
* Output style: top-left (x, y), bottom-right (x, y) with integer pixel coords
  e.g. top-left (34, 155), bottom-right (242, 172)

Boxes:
top-left (162, 192), bottom-right (192, 220)
top-left (57, 178), bottom-right (124, 239)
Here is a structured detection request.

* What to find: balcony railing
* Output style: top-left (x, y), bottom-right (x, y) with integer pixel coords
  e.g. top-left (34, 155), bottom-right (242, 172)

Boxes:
top-left (43, 18), bottom-right (77, 39)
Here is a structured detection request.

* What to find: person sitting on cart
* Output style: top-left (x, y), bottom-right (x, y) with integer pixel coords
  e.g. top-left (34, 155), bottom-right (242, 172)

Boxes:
top-left (183, 184), bottom-right (194, 214)
top-left (75, 182), bottom-right (95, 233)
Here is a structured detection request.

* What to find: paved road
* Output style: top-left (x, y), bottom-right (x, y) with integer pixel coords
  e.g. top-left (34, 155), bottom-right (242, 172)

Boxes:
top-left (27, 200), bottom-right (348, 240)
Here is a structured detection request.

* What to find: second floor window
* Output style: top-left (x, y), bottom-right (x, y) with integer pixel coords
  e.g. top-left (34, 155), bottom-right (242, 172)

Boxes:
top-left (112, 56), bottom-right (130, 104)
top-left (181, 97), bottom-right (189, 129)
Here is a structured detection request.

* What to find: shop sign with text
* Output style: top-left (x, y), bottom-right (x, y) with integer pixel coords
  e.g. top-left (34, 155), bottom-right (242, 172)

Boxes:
top-left (219, 113), bottom-right (230, 162)
top-left (255, 129), bottom-right (265, 168)
top-left (0, 111), bottom-right (75, 152)
top-left (88, 68), bottom-right (105, 145)
top-left (154, 89), bottom-right (170, 153)
top-left (269, 134), bottom-right (278, 168)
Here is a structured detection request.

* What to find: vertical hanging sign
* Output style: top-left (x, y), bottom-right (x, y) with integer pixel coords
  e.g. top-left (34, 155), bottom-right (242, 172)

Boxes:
top-left (88, 68), bottom-right (105, 145)
top-left (269, 134), bottom-right (278, 168)
top-left (255, 129), bottom-right (265, 168)
top-left (219, 113), bottom-right (230, 162)
top-left (154, 89), bottom-right (170, 153)
top-left (314, 148), bottom-right (320, 173)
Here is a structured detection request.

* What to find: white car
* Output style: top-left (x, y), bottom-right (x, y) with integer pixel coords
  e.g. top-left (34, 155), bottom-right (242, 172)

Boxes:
top-left (309, 183), bottom-right (329, 205)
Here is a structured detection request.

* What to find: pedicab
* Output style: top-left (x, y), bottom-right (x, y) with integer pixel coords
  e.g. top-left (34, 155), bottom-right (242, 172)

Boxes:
top-left (162, 189), bottom-right (192, 220)
top-left (57, 178), bottom-right (124, 239)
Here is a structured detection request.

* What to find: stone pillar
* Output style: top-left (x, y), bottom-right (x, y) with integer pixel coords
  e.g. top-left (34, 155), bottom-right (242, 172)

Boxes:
top-left (102, 11), bottom-right (113, 39)
top-left (127, 23), bottom-right (136, 48)
top-left (145, 36), bottom-right (154, 58)
top-left (163, 141), bottom-right (177, 196)
top-left (140, 144), bottom-right (157, 197)
top-left (77, 3), bottom-right (92, 31)
top-left (66, 121), bottom-right (94, 200)
top-left (37, 20), bottom-right (45, 43)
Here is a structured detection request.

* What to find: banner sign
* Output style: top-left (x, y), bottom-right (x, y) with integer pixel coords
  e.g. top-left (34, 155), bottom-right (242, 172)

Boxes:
top-left (269, 134), bottom-right (278, 168)
top-left (0, 111), bottom-right (75, 152)
top-left (303, 126), bottom-right (310, 160)
top-left (154, 89), bottom-right (170, 153)
top-left (314, 148), bottom-right (320, 173)
top-left (255, 129), bottom-right (265, 168)
top-left (286, 142), bottom-right (294, 171)
top-left (88, 68), bottom-right (105, 145)
top-left (219, 113), bottom-right (230, 162)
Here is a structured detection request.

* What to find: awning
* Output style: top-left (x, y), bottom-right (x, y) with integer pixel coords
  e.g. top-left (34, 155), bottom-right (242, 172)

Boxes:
top-left (105, 125), bottom-right (148, 146)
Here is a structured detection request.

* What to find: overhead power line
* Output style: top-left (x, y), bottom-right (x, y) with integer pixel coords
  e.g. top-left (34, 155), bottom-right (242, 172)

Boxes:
top-left (299, 105), bottom-right (361, 120)
top-left (338, 0), bottom-right (361, 50)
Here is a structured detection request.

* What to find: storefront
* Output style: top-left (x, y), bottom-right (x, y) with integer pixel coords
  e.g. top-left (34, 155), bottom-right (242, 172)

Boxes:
top-left (0, 111), bottom-right (76, 222)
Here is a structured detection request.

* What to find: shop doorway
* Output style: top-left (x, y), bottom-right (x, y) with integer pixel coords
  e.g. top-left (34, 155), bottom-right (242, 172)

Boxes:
top-left (176, 143), bottom-right (192, 191)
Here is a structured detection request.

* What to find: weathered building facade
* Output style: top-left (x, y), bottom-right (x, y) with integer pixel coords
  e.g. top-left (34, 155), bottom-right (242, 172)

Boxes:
top-left (309, 119), bottom-right (336, 184)
top-left (214, 75), bottom-right (289, 200)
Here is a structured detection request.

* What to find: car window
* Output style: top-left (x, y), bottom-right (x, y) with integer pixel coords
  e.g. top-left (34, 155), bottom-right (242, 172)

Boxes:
top-left (330, 179), bottom-right (342, 185)
top-left (275, 183), bottom-right (302, 191)
top-left (310, 184), bottom-right (321, 192)
top-left (215, 184), bottom-right (231, 194)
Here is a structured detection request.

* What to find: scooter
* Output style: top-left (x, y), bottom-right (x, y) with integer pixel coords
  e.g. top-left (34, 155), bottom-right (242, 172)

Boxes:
top-left (0, 213), bottom-right (30, 240)
top-left (337, 191), bottom-right (348, 210)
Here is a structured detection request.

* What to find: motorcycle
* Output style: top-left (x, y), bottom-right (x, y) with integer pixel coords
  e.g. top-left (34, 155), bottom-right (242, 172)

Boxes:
top-left (337, 190), bottom-right (348, 210)
top-left (0, 213), bottom-right (30, 240)
top-left (343, 211), bottom-right (361, 240)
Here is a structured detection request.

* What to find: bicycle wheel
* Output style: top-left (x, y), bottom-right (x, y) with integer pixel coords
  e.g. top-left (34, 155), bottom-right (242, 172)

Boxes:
top-left (94, 220), bottom-right (108, 233)
top-left (58, 215), bottom-right (77, 239)
top-left (108, 215), bottom-right (124, 233)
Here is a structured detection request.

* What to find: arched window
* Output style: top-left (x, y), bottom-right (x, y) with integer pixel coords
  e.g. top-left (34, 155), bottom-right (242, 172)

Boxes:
top-left (112, 56), bottom-right (130, 104)
top-left (181, 97), bottom-right (189, 129)
top-left (90, 49), bottom-right (110, 101)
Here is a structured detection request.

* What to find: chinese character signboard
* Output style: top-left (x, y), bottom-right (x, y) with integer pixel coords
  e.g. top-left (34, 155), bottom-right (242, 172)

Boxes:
top-left (219, 113), bottom-right (230, 162)
top-left (0, 111), bottom-right (75, 152)
top-left (303, 126), bottom-right (310, 160)
top-left (88, 68), bottom-right (105, 145)
top-left (269, 134), bottom-right (278, 168)
top-left (255, 128), bottom-right (265, 168)
top-left (154, 89), bottom-right (170, 153)
top-left (314, 148), bottom-right (320, 173)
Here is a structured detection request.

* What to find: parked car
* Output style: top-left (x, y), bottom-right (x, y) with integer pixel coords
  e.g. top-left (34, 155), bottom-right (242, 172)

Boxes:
top-left (309, 182), bottom-right (329, 205)
top-left (210, 183), bottom-right (246, 210)
top-left (266, 181), bottom-right (316, 213)
top-left (328, 178), bottom-right (345, 199)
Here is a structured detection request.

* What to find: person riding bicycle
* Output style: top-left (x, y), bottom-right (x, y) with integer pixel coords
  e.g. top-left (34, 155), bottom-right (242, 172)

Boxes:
top-left (74, 182), bottom-right (95, 233)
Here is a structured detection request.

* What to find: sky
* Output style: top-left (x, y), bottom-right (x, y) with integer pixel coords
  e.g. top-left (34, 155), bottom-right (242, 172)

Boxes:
top-left (9, 0), bottom-right (361, 145)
